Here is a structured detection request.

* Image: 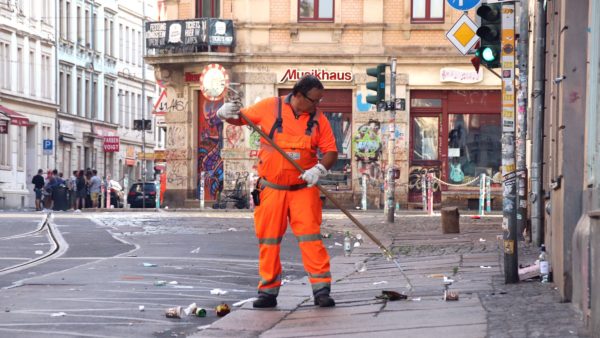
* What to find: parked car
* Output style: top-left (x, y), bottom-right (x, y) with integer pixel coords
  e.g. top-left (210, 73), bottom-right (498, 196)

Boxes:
top-left (108, 180), bottom-right (125, 208)
top-left (127, 182), bottom-right (157, 208)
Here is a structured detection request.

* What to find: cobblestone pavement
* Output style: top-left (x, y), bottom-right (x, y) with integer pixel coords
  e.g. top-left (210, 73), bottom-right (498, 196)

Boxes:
top-left (319, 211), bottom-right (591, 338)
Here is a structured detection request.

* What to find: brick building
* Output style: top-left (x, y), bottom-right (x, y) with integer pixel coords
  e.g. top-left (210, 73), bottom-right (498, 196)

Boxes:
top-left (145, 0), bottom-right (502, 209)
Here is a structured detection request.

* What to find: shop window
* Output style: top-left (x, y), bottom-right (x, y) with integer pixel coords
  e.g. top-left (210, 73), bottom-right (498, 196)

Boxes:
top-left (448, 114), bottom-right (501, 184)
top-left (299, 0), bottom-right (334, 22)
top-left (411, 98), bottom-right (442, 108)
top-left (196, 0), bottom-right (220, 17)
top-left (320, 112), bottom-right (351, 189)
top-left (412, 117), bottom-right (439, 161)
top-left (411, 0), bottom-right (444, 24)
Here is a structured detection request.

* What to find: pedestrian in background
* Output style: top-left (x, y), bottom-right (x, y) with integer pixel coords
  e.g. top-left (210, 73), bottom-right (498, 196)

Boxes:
top-left (217, 75), bottom-right (338, 308)
top-left (89, 169), bottom-right (101, 208)
top-left (31, 169), bottom-right (45, 211)
top-left (76, 170), bottom-right (87, 210)
top-left (68, 170), bottom-right (78, 210)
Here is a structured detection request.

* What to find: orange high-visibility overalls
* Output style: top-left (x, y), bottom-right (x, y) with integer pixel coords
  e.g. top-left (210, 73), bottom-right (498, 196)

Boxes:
top-left (241, 94), bottom-right (337, 296)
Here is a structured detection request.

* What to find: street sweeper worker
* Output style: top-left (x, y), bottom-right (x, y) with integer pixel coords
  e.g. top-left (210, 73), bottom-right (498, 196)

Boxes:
top-left (216, 75), bottom-right (338, 308)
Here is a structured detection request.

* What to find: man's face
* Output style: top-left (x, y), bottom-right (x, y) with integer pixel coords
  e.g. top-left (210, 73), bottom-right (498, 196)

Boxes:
top-left (294, 88), bottom-right (324, 114)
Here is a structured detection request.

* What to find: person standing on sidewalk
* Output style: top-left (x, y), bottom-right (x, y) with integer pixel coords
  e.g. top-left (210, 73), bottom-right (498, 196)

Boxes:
top-left (31, 169), bottom-right (45, 211)
top-left (217, 75), bottom-right (338, 308)
top-left (89, 170), bottom-right (101, 208)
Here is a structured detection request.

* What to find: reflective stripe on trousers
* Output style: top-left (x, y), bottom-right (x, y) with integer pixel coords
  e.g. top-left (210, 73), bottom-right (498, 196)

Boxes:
top-left (254, 185), bottom-right (331, 296)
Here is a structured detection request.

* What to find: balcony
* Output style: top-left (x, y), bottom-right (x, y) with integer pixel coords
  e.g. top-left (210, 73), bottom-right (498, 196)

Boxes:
top-left (144, 18), bottom-right (235, 65)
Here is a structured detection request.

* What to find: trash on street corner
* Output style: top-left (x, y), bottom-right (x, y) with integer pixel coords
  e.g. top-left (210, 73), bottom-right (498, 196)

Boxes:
top-left (143, 262), bottom-right (157, 267)
top-left (215, 303), bottom-right (230, 317)
top-left (444, 291), bottom-right (459, 301)
top-left (138, 305), bottom-right (145, 312)
top-left (376, 290), bottom-right (408, 301)
top-left (184, 303), bottom-right (197, 316)
top-left (165, 306), bottom-right (182, 319)
top-left (210, 288), bottom-right (228, 295)
top-left (154, 280), bottom-right (167, 286)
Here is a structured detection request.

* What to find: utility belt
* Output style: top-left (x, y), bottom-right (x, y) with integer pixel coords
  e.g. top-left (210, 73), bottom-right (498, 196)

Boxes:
top-left (251, 178), bottom-right (308, 207)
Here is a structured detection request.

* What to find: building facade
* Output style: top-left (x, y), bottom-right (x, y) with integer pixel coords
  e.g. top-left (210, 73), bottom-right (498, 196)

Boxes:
top-left (145, 0), bottom-right (503, 209)
top-left (56, 0), bottom-right (158, 194)
top-left (0, 0), bottom-right (57, 208)
top-left (540, 0), bottom-right (600, 332)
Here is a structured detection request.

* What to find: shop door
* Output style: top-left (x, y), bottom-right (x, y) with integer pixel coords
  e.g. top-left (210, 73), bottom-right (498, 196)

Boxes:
top-left (409, 114), bottom-right (442, 203)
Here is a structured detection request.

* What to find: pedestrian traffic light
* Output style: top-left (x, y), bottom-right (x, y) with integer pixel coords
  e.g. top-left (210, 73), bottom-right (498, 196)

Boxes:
top-left (133, 119), bottom-right (152, 131)
top-left (475, 3), bottom-right (501, 69)
top-left (366, 64), bottom-right (386, 105)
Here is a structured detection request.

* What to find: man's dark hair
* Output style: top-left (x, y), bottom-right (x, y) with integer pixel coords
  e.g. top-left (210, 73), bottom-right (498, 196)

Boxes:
top-left (92, 169), bottom-right (98, 175)
top-left (37, 169), bottom-right (43, 174)
top-left (52, 169), bottom-right (58, 175)
top-left (291, 75), bottom-right (324, 96)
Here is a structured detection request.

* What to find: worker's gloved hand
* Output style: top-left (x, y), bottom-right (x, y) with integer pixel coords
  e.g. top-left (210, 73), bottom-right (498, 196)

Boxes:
top-left (217, 102), bottom-right (242, 120)
top-left (299, 163), bottom-right (328, 187)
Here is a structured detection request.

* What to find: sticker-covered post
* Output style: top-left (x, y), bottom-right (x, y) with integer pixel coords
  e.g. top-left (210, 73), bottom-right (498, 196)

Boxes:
top-left (500, 2), bottom-right (518, 284)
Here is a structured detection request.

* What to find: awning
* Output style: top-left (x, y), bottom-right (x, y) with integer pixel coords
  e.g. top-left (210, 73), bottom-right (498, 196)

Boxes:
top-left (0, 105), bottom-right (30, 126)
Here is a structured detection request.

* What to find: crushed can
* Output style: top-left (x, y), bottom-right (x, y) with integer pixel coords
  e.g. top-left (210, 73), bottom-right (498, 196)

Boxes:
top-left (215, 303), bottom-right (230, 317)
top-left (165, 306), bottom-right (182, 319)
top-left (195, 307), bottom-right (207, 317)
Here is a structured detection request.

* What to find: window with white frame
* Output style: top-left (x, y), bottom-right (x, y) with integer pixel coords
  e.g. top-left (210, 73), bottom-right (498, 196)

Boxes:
top-left (17, 47), bottom-right (23, 93)
top-left (298, 0), bottom-right (333, 22)
top-left (29, 49), bottom-right (35, 96)
top-left (0, 41), bottom-right (10, 90)
top-left (119, 24), bottom-right (123, 60)
top-left (77, 70), bottom-right (83, 116)
top-left (42, 54), bottom-right (51, 99)
top-left (0, 125), bottom-right (8, 167)
top-left (411, 0), bottom-right (444, 23)
top-left (77, 6), bottom-right (82, 44)
top-left (66, 1), bottom-right (71, 40)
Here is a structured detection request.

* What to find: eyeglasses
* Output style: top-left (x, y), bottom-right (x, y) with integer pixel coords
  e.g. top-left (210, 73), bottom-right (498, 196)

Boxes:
top-left (302, 92), bottom-right (323, 105)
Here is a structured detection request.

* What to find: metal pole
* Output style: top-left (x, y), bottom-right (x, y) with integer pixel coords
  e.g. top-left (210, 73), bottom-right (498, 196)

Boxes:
top-left (531, 0), bottom-right (547, 247)
top-left (141, 0), bottom-right (147, 209)
top-left (361, 174), bottom-right (367, 210)
top-left (386, 58), bottom-right (397, 223)
top-left (516, 0), bottom-right (530, 240)
top-left (500, 3), bottom-right (519, 283)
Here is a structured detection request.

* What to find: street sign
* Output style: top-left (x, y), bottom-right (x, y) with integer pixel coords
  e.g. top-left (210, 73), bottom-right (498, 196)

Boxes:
top-left (447, 0), bottom-right (481, 11)
top-left (446, 14), bottom-right (480, 55)
top-left (43, 139), bottom-right (53, 155)
top-left (103, 136), bottom-right (120, 152)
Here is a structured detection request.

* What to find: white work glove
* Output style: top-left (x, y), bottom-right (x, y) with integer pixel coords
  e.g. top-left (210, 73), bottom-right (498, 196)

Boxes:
top-left (300, 163), bottom-right (328, 187)
top-left (216, 102), bottom-right (241, 120)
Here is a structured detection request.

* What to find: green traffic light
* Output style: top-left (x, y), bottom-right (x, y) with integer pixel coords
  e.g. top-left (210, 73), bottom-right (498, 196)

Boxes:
top-left (481, 47), bottom-right (497, 62)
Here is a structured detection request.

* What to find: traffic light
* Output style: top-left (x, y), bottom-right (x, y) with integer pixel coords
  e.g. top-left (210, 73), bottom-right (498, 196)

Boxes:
top-left (133, 119), bottom-right (152, 131)
top-left (366, 64), bottom-right (386, 105)
top-left (475, 3), bottom-right (501, 69)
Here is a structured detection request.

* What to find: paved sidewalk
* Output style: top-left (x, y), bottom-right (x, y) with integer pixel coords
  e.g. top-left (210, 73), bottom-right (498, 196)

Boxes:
top-left (194, 212), bottom-right (590, 338)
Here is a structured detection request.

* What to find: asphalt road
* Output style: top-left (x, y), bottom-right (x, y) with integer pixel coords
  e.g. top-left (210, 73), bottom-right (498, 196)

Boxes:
top-left (0, 212), bottom-right (345, 338)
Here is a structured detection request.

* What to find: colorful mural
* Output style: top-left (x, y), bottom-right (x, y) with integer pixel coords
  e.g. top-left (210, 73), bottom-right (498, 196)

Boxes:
top-left (353, 119), bottom-right (383, 180)
top-left (198, 97), bottom-right (224, 200)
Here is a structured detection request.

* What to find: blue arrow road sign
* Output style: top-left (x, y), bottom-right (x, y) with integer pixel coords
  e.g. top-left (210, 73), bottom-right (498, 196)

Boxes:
top-left (447, 0), bottom-right (481, 11)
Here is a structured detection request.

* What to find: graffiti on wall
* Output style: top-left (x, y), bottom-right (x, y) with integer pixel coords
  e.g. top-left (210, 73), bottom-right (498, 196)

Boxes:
top-left (224, 124), bottom-right (245, 149)
top-left (408, 166), bottom-right (441, 192)
top-left (353, 119), bottom-right (383, 180)
top-left (198, 99), bottom-right (224, 199)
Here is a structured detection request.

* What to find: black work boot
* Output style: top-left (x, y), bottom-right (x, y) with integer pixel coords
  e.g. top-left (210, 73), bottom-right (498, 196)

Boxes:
top-left (313, 288), bottom-right (335, 307)
top-left (253, 293), bottom-right (277, 308)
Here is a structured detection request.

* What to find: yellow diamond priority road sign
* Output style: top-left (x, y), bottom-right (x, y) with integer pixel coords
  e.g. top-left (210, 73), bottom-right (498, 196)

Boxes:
top-left (446, 14), bottom-right (480, 55)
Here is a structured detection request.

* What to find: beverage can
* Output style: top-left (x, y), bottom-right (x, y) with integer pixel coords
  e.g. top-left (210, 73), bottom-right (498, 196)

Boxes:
top-left (195, 308), bottom-right (207, 317)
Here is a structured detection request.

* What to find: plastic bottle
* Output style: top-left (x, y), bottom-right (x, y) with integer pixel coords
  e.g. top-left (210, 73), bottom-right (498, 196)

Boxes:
top-left (343, 231), bottom-right (352, 256)
top-left (539, 244), bottom-right (549, 283)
